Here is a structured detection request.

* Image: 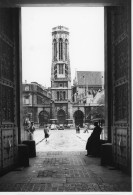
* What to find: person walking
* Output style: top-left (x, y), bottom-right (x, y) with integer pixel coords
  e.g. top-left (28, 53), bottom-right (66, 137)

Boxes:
top-left (85, 121), bottom-right (102, 156)
top-left (84, 124), bottom-right (89, 133)
top-left (44, 124), bottom-right (50, 141)
top-left (76, 124), bottom-right (80, 133)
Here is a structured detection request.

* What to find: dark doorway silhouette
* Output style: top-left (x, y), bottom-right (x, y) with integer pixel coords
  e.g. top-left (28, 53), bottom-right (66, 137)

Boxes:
top-left (39, 111), bottom-right (49, 126)
top-left (74, 110), bottom-right (84, 127)
top-left (57, 109), bottom-right (66, 124)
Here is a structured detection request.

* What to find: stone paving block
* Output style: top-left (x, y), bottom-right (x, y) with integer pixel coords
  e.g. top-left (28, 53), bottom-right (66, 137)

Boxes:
top-left (0, 175), bottom-right (31, 184)
top-left (99, 183), bottom-right (116, 192)
top-left (30, 177), bottom-right (66, 183)
top-left (66, 177), bottom-right (103, 184)
top-left (52, 183), bottom-right (63, 187)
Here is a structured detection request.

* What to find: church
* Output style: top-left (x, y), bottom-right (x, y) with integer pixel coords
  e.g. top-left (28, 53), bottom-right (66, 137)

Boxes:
top-left (50, 25), bottom-right (103, 127)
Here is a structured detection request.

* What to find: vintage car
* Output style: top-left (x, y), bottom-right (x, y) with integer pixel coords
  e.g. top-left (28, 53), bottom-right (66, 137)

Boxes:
top-left (57, 124), bottom-right (64, 130)
top-left (50, 124), bottom-right (57, 130)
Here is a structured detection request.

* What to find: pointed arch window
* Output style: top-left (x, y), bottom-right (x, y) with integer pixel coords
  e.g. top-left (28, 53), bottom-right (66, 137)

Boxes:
top-left (59, 64), bottom-right (63, 74)
top-left (53, 39), bottom-right (57, 60)
top-left (59, 38), bottom-right (63, 60)
top-left (65, 39), bottom-right (68, 60)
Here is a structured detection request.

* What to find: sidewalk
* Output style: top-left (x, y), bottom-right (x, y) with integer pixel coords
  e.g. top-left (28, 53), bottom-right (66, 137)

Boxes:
top-left (0, 150), bottom-right (131, 192)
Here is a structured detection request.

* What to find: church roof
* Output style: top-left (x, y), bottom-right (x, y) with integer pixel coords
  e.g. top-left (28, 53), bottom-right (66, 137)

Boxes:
top-left (76, 71), bottom-right (104, 86)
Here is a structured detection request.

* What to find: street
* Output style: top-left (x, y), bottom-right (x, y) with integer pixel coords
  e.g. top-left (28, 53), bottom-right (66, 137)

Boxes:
top-left (34, 128), bottom-right (92, 152)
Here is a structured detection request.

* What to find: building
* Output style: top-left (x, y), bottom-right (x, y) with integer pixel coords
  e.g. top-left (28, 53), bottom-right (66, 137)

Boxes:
top-left (72, 71), bottom-right (104, 126)
top-left (50, 26), bottom-right (73, 125)
top-left (73, 71), bottom-right (104, 104)
top-left (22, 81), bottom-right (51, 127)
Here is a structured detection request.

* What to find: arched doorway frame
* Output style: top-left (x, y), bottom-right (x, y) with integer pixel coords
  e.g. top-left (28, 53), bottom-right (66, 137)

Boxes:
top-left (0, 0), bottom-right (131, 173)
top-left (57, 109), bottom-right (66, 125)
top-left (39, 110), bottom-right (49, 126)
top-left (73, 110), bottom-right (84, 127)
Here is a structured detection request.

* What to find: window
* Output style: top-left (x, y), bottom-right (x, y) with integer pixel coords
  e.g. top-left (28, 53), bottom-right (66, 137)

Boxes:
top-left (24, 96), bottom-right (29, 104)
top-left (53, 39), bottom-right (57, 60)
top-left (59, 38), bottom-right (63, 60)
top-left (25, 85), bottom-right (29, 91)
top-left (59, 64), bottom-right (63, 74)
top-left (65, 39), bottom-right (68, 60)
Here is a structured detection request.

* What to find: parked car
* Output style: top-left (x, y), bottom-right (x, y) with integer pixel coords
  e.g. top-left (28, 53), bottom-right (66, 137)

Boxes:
top-left (58, 124), bottom-right (64, 130)
top-left (50, 124), bottom-right (57, 130)
top-left (64, 124), bottom-right (73, 128)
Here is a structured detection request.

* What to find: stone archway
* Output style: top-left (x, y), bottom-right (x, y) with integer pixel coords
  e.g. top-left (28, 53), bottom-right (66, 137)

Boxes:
top-left (57, 109), bottom-right (66, 124)
top-left (74, 110), bottom-right (84, 127)
top-left (0, 0), bottom-right (131, 174)
top-left (39, 111), bottom-right (49, 126)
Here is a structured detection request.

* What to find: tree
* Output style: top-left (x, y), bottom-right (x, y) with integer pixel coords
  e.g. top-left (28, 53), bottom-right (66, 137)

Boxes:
top-left (87, 92), bottom-right (105, 120)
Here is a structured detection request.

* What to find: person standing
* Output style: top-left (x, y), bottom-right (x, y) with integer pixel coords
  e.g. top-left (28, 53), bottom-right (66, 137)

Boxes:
top-left (28, 121), bottom-right (35, 140)
top-left (44, 124), bottom-right (50, 141)
top-left (85, 121), bottom-right (102, 156)
top-left (23, 118), bottom-right (31, 140)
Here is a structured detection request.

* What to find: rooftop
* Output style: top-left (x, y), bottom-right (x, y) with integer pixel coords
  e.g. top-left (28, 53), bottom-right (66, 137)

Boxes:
top-left (75, 71), bottom-right (104, 86)
top-left (52, 26), bottom-right (69, 32)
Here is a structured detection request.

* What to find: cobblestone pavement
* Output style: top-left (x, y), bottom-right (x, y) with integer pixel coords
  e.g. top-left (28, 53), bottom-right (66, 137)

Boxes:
top-left (0, 129), bottom-right (132, 192)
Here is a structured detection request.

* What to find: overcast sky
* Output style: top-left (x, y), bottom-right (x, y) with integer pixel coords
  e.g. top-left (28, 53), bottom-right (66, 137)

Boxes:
top-left (22, 7), bottom-right (104, 87)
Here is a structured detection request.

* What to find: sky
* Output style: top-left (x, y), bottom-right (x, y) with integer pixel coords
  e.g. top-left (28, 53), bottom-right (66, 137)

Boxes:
top-left (22, 7), bottom-right (104, 87)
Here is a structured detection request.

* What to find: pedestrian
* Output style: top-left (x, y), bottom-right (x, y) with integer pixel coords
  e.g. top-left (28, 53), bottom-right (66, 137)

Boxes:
top-left (23, 118), bottom-right (31, 140)
top-left (28, 121), bottom-right (35, 140)
top-left (85, 121), bottom-right (102, 156)
top-left (84, 123), bottom-right (88, 133)
top-left (76, 124), bottom-right (80, 133)
top-left (44, 124), bottom-right (50, 141)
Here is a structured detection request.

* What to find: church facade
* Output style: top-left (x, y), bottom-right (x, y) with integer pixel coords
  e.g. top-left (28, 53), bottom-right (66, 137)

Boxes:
top-left (50, 26), bottom-right (104, 127)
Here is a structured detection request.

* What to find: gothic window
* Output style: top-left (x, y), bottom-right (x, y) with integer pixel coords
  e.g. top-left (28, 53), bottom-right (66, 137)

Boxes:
top-left (53, 39), bottom-right (57, 60)
top-left (59, 64), bottom-right (63, 74)
top-left (60, 91), bottom-right (63, 100)
top-left (65, 39), bottom-right (68, 60)
top-left (59, 38), bottom-right (63, 60)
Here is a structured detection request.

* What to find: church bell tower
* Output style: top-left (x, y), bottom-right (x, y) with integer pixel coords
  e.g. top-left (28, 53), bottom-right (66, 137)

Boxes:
top-left (51, 26), bottom-right (72, 124)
